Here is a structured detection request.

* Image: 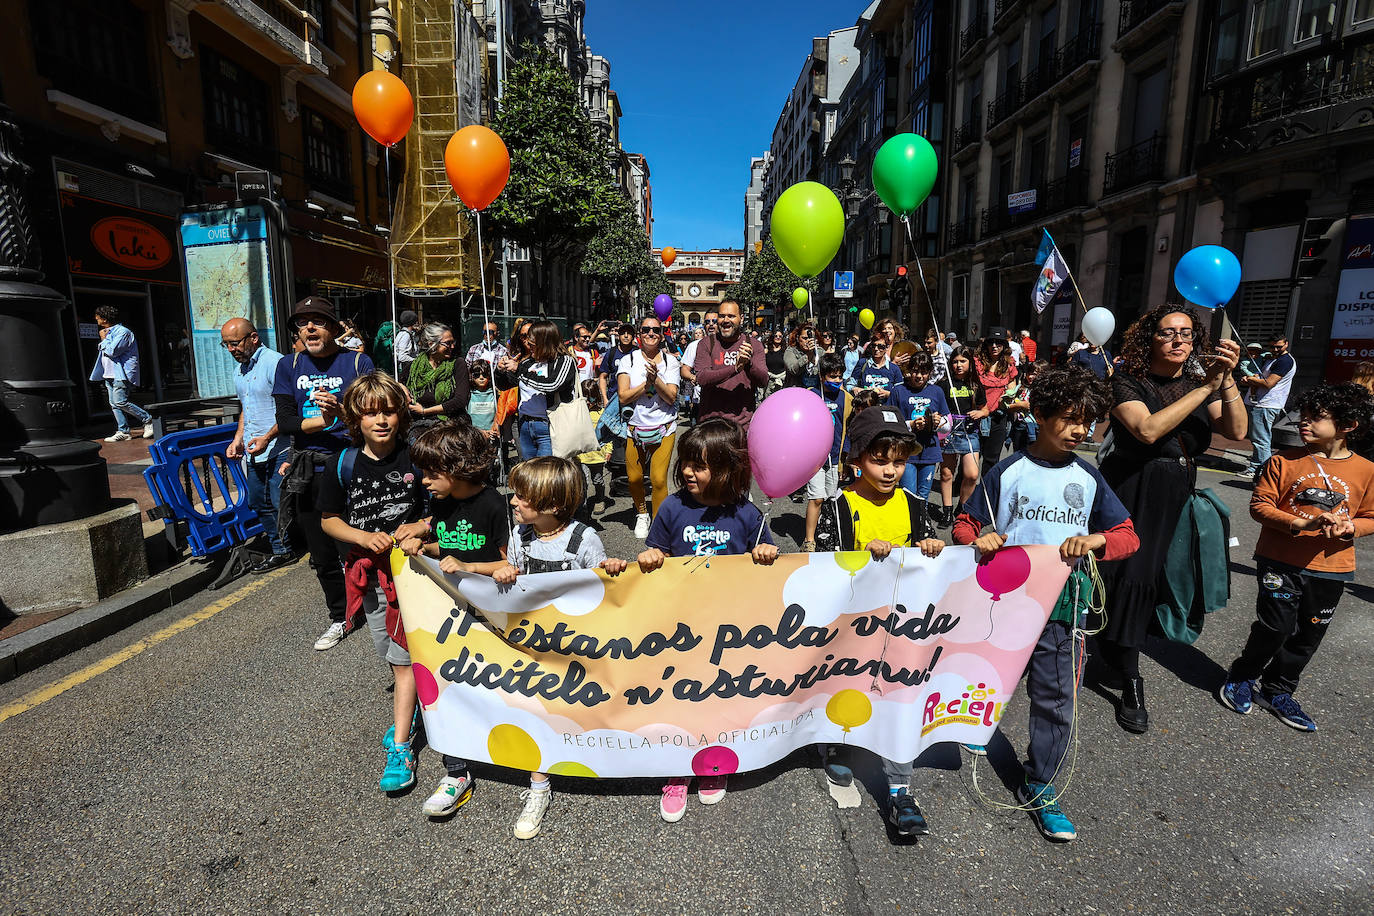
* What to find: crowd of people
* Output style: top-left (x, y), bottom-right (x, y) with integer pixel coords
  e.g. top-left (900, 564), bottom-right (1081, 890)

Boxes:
top-left (207, 294), bottom-right (1373, 848)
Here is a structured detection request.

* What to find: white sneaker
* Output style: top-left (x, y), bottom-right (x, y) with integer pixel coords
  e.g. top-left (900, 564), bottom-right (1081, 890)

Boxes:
top-left (423, 774), bottom-right (474, 817)
top-left (104, 432), bottom-right (131, 442)
top-left (313, 621), bottom-right (347, 651)
top-left (513, 786), bottom-right (550, 839)
top-left (634, 512), bottom-right (650, 538)
top-left (142, 425), bottom-right (155, 439)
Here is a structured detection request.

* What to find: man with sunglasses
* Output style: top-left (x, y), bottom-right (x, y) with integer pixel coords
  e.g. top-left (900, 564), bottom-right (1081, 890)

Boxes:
top-left (272, 296), bottom-right (375, 650)
top-left (465, 320), bottom-right (508, 368)
top-left (694, 300), bottom-right (768, 429)
top-left (222, 317), bottom-right (291, 572)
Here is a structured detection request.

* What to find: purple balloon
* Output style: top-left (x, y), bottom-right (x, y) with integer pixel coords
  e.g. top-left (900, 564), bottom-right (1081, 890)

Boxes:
top-left (653, 293), bottom-right (674, 321)
top-left (748, 388), bottom-right (833, 499)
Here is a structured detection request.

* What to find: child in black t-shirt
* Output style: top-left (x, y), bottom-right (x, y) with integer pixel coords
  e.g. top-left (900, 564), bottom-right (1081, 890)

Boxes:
top-left (319, 373), bottom-right (428, 796)
top-left (398, 421), bottom-right (509, 820)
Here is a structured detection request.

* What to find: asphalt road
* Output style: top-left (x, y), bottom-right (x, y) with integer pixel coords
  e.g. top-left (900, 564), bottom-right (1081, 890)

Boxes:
top-left (1, 458), bottom-right (1371, 915)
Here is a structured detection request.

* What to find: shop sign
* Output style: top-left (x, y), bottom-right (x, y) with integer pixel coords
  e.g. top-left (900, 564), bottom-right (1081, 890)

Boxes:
top-left (59, 192), bottom-right (180, 286)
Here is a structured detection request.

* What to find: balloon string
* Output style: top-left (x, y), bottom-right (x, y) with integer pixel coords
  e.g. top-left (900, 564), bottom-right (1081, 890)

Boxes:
top-left (475, 209), bottom-right (493, 374)
top-left (900, 216), bottom-right (997, 531)
top-left (385, 149), bottom-right (399, 380)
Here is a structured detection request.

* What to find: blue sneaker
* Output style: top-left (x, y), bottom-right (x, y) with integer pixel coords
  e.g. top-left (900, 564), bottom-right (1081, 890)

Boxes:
top-left (886, 789), bottom-right (930, 837)
top-left (1219, 678), bottom-right (1255, 715)
top-left (379, 741), bottom-right (417, 792)
top-left (383, 725), bottom-right (395, 750)
top-left (960, 743), bottom-right (988, 756)
top-left (1260, 691), bottom-right (1317, 732)
top-left (821, 746), bottom-right (853, 787)
top-left (1018, 780), bottom-right (1076, 842)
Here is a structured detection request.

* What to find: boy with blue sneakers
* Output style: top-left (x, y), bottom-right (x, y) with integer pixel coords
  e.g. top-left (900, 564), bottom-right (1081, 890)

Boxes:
top-left (1220, 383), bottom-right (1374, 731)
top-left (954, 365), bottom-right (1139, 842)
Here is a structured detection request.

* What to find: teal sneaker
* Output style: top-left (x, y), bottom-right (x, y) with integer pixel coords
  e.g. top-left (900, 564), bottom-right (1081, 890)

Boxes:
top-left (379, 741), bottom-right (417, 792)
top-left (960, 743), bottom-right (988, 756)
top-left (1017, 780), bottom-right (1076, 842)
top-left (383, 725), bottom-right (395, 750)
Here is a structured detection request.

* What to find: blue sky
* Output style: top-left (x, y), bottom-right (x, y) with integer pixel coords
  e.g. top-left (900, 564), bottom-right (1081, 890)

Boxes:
top-left (584, 0), bottom-right (871, 251)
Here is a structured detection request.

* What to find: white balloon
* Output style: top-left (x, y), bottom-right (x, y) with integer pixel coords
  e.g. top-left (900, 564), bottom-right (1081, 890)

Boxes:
top-left (1081, 307), bottom-right (1115, 347)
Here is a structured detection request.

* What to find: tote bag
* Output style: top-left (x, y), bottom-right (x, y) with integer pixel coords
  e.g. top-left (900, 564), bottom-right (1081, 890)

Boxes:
top-left (548, 391), bottom-right (599, 457)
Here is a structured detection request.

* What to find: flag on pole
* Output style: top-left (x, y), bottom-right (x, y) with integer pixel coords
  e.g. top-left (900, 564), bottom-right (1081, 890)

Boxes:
top-left (1032, 230), bottom-right (1069, 314)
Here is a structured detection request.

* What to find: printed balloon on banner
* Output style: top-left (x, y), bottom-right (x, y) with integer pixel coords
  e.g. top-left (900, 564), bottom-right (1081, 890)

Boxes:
top-left (444, 125), bottom-right (511, 211)
top-left (692, 745), bottom-right (739, 777)
top-left (975, 546), bottom-right (1032, 601)
top-left (872, 133), bottom-right (939, 217)
top-left (661, 246), bottom-right (677, 268)
top-left (351, 71), bottom-right (413, 147)
top-left (826, 689), bottom-right (873, 732)
top-left (747, 388), bottom-right (834, 498)
top-left (1173, 245), bottom-right (1241, 309)
top-left (414, 662), bottom-right (440, 708)
top-left (488, 723), bottom-right (541, 771)
top-left (653, 293), bottom-right (674, 321)
top-left (769, 182), bottom-right (845, 278)
top-left (1081, 307), bottom-right (1115, 347)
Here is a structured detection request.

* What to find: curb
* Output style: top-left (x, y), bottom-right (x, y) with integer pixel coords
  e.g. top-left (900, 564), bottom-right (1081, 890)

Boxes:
top-left (0, 556), bottom-right (227, 684)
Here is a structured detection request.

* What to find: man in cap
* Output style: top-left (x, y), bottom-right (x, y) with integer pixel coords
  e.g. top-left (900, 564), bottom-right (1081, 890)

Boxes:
top-left (394, 309), bottom-right (420, 380)
top-left (272, 296), bottom-right (376, 650)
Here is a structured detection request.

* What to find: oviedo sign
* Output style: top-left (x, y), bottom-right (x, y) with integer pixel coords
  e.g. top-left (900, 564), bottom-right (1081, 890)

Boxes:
top-left (58, 192), bottom-right (181, 286)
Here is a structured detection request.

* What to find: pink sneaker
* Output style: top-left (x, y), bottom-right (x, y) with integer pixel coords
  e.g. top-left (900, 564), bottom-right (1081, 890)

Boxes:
top-left (659, 777), bottom-right (689, 822)
top-left (698, 775), bottom-right (728, 805)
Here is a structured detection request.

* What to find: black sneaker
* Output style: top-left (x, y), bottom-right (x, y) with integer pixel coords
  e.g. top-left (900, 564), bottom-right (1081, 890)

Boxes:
top-left (886, 790), bottom-right (929, 836)
top-left (253, 552), bottom-right (294, 573)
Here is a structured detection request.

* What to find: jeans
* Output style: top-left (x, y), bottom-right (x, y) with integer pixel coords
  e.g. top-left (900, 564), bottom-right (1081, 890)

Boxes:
top-left (105, 379), bottom-right (151, 433)
top-left (1025, 621), bottom-right (1075, 785)
top-left (244, 450), bottom-right (287, 555)
top-left (899, 462), bottom-right (937, 500)
top-left (518, 416), bottom-right (552, 459)
top-left (1229, 561), bottom-right (1344, 695)
top-left (1248, 405), bottom-right (1282, 472)
top-left (1011, 415), bottom-right (1038, 452)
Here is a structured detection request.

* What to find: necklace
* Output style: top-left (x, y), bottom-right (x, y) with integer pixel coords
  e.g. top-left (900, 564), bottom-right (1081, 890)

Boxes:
top-left (535, 521), bottom-right (570, 540)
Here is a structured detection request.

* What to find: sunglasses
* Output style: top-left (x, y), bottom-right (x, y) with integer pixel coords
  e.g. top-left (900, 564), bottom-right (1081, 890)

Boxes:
top-left (639, 326), bottom-right (662, 334)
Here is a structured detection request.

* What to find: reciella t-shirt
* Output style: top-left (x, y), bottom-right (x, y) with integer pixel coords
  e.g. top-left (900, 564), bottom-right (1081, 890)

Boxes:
top-left (645, 492), bottom-right (774, 557)
top-left (429, 486), bottom-right (509, 562)
top-left (272, 349), bottom-right (374, 452)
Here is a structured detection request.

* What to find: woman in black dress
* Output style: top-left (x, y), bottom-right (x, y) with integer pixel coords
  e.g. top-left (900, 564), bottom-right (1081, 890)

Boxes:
top-left (1094, 304), bottom-right (1247, 733)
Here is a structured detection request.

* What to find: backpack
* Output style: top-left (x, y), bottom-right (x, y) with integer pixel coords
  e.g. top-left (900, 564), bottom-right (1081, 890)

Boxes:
top-left (336, 446), bottom-right (360, 487)
top-left (373, 321), bottom-right (396, 375)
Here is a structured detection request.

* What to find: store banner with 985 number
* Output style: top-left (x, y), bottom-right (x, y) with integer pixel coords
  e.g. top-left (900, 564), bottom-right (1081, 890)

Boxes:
top-left (179, 206), bottom-right (277, 398)
top-left (1330, 215), bottom-right (1374, 381)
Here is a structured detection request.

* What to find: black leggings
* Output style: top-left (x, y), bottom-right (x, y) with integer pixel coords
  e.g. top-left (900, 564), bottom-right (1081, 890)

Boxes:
top-left (297, 474), bottom-right (347, 623)
top-left (980, 413), bottom-right (1011, 471)
top-left (1095, 638), bottom-right (1140, 680)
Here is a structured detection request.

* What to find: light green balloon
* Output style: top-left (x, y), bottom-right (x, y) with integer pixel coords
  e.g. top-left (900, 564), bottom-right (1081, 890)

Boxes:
top-left (770, 181), bottom-right (845, 278)
top-left (792, 287), bottom-right (808, 309)
top-left (872, 133), bottom-right (938, 217)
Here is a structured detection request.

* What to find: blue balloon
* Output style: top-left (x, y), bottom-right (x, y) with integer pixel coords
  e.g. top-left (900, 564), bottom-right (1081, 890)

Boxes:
top-left (1173, 245), bottom-right (1241, 309)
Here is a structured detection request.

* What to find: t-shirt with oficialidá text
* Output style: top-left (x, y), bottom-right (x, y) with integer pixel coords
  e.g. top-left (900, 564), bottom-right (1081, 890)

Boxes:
top-left (645, 492), bottom-right (774, 557)
top-left (429, 486), bottom-right (509, 563)
top-left (317, 445), bottom-right (425, 534)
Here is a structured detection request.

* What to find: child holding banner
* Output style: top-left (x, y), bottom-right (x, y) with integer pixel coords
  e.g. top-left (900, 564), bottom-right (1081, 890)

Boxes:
top-left (636, 418), bottom-right (779, 822)
top-left (318, 374), bottom-right (429, 795)
top-left (814, 407), bottom-right (945, 837)
top-left (953, 364), bottom-right (1139, 843)
top-left (401, 422), bottom-right (511, 819)
top-left (492, 456), bottom-right (628, 839)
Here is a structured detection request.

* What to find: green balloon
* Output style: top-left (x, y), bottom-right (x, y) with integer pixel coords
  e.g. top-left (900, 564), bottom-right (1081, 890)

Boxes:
top-left (872, 133), bottom-right (939, 217)
top-left (770, 181), bottom-right (845, 278)
top-left (792, 287), bottom-right (808, 309)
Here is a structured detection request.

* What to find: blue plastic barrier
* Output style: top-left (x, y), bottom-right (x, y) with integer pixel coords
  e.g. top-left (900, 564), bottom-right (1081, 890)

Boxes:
top-left (143, 423), bottom-right (264, 557)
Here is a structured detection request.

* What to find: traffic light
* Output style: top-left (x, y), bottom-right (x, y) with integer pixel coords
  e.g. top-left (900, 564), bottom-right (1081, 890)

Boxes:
top-left (890, 265), bottom-right (911, 311)
top-left (1297, 218), bottom-right (1335, 280)
top-left (849, 305), bottom-right (858, 313)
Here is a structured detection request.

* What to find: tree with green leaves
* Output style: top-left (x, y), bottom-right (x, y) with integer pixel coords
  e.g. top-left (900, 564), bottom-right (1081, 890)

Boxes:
top-left (634, 264), bottom-right (670, 315)
top-left (731, 236), bottom-right (801, 311)
top-left (581, 195), bottom-right (655, 319)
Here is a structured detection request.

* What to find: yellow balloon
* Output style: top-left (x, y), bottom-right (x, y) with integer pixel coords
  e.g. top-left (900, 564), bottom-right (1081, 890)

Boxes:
top-left (826, 689), bottom-right (873, 732)
top-left (487, 723), bottom-right (541, 772)
top-left (859, 308), bottom-right (875, 329)
top-left (547, 761), bottom-right (599, 779)
top-left (834, 551), bottom-right (870, 577)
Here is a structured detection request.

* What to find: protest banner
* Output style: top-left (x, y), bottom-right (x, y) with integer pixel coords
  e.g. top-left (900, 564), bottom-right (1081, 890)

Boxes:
top-left (393, 546), bottom-right (1072, 779)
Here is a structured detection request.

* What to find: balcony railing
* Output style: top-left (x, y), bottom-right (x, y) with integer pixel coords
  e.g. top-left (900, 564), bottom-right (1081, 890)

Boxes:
top-left (947, 217), bottom-right (977, 249)
top-left (980, 172), bottom-right (1090, 238)
top-left (987, 87), bottom-right (1021, 127)
top-left (1118, 0), bottom-right (1178, 39)
top-left (952, 112), bottom-right (982, 154)
top-left (1021, 59), bottom-right (1058, 104)
top-left (1210, 48), bottom-right (1374, 135)
top-left (959, 9), bottom-right (988, 59)
top-left (994, 0), bottom-right (1025, 27)
top-left (1042, 171), bottom-right (1090, 212)
top-left (1056, 24), bottom-right (1102, 77)
top-left (1103, 133), bottom-right (1166, 196)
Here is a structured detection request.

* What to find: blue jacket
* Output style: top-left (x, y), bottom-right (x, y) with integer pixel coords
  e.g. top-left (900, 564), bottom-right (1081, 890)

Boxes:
top-left (89, 323), bottom-right (141, 385)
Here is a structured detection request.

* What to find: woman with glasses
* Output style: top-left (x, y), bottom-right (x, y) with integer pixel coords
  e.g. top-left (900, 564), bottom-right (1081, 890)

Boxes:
top-left (617, 317), bottom-right (681, 538)
top-left (1093, 304), bottom-right (1246, 733)
top-left (818, 330), bottom-right (835, 354)
top-left (507, 318), bottom-right (534, 363)
top-left (763, 330), bottom-right (788, 396)
top-left (784, 323), bottom-right (821, 389)
top-left (406, 322), bottom-right (470, 432)
top-left (497, 319), bottom-right (576, 459)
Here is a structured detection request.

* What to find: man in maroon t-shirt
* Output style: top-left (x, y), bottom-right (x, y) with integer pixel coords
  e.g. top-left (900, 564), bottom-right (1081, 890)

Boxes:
top-left (693, 299), bottom-right (769, 428)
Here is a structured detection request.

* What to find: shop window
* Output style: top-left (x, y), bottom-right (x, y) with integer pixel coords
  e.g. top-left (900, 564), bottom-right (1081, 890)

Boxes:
top-left (202, 48), bottom-right (273, 165)
top-left (30, 0), bottom-right (159, 125)
top-left (303, 108), bottom-right (352, 199)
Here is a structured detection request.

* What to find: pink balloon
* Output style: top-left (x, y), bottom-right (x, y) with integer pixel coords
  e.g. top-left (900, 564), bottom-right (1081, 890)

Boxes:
top-left (747, 388), bottom-right (833, 498)
top-left (975, 546), bottom-right (1032, 601)
top-left (413, 663), bottom-right (439, 708)
top-left (692, 745), bottom-right (739, 777)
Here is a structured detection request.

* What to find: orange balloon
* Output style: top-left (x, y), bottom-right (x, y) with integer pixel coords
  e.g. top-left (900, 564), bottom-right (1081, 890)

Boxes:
top-left (444, 126), bottom-right (511, 211)
top-left (661, 246), bottom-right (677, 268)
top-left (351, 71), bottom-right (413, 147)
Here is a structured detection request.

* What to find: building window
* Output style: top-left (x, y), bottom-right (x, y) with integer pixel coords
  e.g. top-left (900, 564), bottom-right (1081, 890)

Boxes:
top-left (1213, 0), bottom-right (1245, 77)
top-left (303, 108), bottom-right (352, 198)
top-left (301, 0), bottom-right (332, 46)
top-left (30, 0), bottom-right (159, 125)
top-left (202, 48), bottom-right (272, 165)
top-left (1356, 0), bottom-right (1374, 23)
top-left (1295, 0), bottom-right (1336, 41)
top-left (1248, 0), bottom-right (1285, 60)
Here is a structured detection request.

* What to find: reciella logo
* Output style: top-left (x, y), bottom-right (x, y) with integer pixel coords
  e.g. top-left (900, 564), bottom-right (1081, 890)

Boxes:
top-left (90, 217), bottom-right (172, 271)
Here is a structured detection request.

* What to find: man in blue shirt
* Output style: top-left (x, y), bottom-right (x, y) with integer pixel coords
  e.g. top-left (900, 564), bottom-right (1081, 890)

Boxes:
top-left (223, 318), bottom-right (290, 571)
top-left (90, 305), bottom-right (154, 442)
